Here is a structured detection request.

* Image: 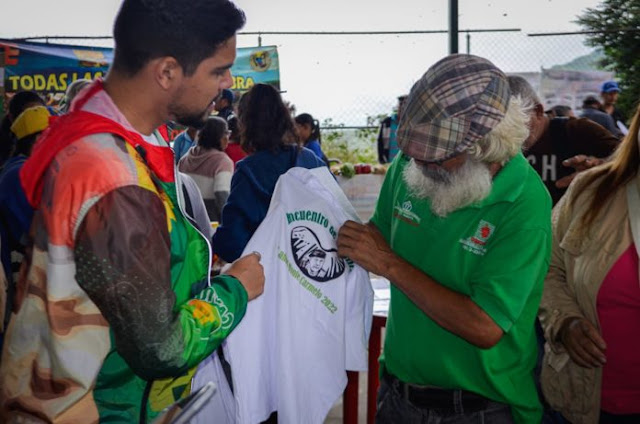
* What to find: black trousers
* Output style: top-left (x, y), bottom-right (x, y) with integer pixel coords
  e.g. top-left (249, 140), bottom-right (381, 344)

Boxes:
top-left (600, 411), bottom-right (640, 423)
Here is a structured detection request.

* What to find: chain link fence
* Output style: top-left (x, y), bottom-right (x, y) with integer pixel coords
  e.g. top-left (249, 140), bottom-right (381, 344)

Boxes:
top-left (239, 31), bottom-right (602, 128)
top-left (240, 30), bottom-right (605, 163)
top-left (8, 30), bottom-right (608, 163)
top-left (16, 31), bottom-right (604, 129)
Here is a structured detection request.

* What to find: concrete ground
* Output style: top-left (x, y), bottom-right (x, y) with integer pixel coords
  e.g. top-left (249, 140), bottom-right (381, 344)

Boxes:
top-left (325, 371), bottom-right (370, 424)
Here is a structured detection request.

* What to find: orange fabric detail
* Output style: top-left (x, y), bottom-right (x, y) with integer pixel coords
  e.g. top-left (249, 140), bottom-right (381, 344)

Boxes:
top-left (21, 80), bottom-right (175, 209)
top-left (41, 139), bottom-right (136, 247)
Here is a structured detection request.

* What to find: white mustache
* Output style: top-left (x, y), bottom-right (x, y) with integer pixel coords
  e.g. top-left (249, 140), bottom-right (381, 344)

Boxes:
top-left (403, 159), bottom-right (492, 217)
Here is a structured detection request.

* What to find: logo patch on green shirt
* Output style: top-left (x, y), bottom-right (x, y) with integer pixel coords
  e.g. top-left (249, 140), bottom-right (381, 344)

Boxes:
top-left (393, 200), bottom-right (421, 226)
top-left (459, 220), bottom-right (495, 256)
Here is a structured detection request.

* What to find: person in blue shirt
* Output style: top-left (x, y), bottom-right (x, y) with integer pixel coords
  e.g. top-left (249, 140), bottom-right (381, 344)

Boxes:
top-left (295, 113), bottom-right (328, 164)
top-left (377, 95), bottom-right (408, 163)
top-left (213, 85), bottom-right (325, 263)
top-left (173, 126), bottom-right (198, 163)
top-left (0, 105), bottom-right (50, 329)
top-left (580, 96), bottom-right (622, 137)
top-left (215, 88), bottom-right (236, 121)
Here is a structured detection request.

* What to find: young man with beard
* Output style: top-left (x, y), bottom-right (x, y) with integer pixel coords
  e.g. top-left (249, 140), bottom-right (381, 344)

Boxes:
top-left (0, 1), bottom-right (264, 423)
top-left (338, 54), bottom-right (551, 424)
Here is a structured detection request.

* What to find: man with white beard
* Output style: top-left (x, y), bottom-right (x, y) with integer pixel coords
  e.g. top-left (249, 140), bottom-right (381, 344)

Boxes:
top-left (337, 54), bottom-right (551, 424)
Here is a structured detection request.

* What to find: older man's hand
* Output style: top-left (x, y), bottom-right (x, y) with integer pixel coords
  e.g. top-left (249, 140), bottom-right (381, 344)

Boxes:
top-left (337, 221), bottom-right (395, 276)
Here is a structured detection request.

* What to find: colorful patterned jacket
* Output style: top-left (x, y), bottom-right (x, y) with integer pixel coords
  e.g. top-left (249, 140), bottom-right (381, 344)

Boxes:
top-left (0, 81), bottom-right (248, 423)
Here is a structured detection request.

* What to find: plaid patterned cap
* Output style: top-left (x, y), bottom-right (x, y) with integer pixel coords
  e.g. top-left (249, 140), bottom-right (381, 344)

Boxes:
top-left (397, 54), bottom-right (510, 162)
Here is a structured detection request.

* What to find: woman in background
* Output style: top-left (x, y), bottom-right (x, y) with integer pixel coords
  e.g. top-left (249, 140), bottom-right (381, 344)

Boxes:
top-left (178, 116), bottom-right (233, 223)
top-left (539, 105), bottom-right (640, 424)
top-left (213, 84), bottom-right (325, 263)
top-left (295, 113), bottom-right (328, 164)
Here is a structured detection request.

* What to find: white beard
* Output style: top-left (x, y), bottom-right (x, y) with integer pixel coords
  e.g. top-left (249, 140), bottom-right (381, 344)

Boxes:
top-left (402, 158), bottom-right (493, 217)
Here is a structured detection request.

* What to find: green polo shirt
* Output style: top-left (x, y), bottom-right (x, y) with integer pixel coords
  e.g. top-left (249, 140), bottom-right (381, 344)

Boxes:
top-left (371, 153), bottom-right (551, 424)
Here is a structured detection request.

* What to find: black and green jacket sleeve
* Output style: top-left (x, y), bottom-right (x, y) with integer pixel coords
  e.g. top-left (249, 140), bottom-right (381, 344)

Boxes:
top-left (74, 185), bottom-right (247, 381)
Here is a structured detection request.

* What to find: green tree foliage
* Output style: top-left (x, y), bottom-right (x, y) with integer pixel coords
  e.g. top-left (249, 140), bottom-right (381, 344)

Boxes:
top-left (577, 1), bottom-right (640, 117)
top-left (320, 116), bottom-right (382, 164)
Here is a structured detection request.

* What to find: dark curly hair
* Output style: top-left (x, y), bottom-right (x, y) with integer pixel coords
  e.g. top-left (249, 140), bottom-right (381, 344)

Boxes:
top-left (237, 84), bottom-right (297, 153)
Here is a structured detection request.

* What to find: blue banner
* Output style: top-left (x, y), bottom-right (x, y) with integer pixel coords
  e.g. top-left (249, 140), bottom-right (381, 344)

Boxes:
top-left (1, 40), bottom-right (111, 94)
top-left (231, 45), bottom-right (280, 92)
top-left (1, 40), bottom-right (280, 95)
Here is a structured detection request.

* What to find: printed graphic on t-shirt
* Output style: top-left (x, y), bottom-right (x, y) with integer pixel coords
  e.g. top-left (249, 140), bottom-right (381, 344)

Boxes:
top-left (526, 154), bottom-right (557, 182)
top-left (285, 209), bottom-right (348, 283)
top-left (290, 226), bottom-right (345, 282)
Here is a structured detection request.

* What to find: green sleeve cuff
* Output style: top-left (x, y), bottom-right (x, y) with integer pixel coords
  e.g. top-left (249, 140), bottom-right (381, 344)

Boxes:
top-left (472, 292), bottom-right (514, 333)
top-left (211, 273), bottom-right (249, 326)
top-left (179, 274), bottom-right (249, 369)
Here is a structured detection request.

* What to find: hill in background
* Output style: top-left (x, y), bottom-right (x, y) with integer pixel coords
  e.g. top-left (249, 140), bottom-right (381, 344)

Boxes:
top-left (551, 49), bottom-right (606, 71)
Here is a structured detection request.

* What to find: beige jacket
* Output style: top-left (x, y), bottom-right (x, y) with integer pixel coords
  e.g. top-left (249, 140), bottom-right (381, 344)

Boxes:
top-left (539, 169), bottom-right (632, 424)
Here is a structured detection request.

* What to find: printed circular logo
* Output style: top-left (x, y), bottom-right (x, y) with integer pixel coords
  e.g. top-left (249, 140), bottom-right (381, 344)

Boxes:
top-left (250, 51), bottom-right (272, 72)
top-left (290, 226), bottom-right (345, 282)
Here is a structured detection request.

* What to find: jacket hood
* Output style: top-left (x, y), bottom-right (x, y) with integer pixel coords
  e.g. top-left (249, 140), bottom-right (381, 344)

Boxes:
top-left (179, 146), bottom-right (227, 173)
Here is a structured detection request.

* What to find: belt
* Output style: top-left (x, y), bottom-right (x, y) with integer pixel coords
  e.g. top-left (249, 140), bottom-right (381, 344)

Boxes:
top-left (382, 370), bottom-right (490, 414)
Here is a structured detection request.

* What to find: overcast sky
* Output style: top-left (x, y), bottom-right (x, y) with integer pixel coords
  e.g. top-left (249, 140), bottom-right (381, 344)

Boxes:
top-left (2, 0), bottom-right (604, 125)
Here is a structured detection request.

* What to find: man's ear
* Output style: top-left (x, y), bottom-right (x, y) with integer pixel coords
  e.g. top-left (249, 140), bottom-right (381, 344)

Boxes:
top-left (154, 57), bottom-right (182, 91)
